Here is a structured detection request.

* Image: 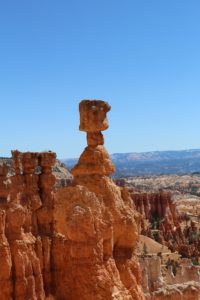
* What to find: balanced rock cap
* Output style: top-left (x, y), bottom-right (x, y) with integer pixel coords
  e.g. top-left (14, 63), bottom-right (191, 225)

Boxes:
top-left (79, 100), bottom-right (111, 132)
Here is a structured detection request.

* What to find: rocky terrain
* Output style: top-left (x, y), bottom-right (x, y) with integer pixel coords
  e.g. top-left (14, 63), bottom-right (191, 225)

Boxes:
top-left (121, 174), bottom-right (200, 196)
top-left (118, 174), bottom-right (200, 223)
top-left (115, 175), bottom-right (200, 298)
top-left (0, 100), bottom-right (144, 300)
top-left (1, 100), bottom-right (200, 300)
top-left (0, 157), bottom-right (73, 188)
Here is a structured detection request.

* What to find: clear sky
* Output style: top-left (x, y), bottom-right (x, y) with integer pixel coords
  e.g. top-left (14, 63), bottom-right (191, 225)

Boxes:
top-left (1, 0), bottom-right (200, 158)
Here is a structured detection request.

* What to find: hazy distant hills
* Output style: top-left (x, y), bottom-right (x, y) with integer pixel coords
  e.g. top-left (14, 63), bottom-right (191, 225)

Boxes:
top-left (63, 149), bottom-right (200, 178)
top-left (2, 149), bottom-right (200, 179)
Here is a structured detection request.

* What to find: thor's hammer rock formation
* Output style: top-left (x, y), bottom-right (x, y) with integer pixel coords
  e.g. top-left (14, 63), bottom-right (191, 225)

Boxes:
top-left (71, 100), bottom-right (115, 178)
top-left (54, 100), bottom-right (145, 299)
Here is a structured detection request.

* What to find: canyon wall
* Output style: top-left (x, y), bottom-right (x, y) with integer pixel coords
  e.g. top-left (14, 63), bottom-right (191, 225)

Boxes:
top-left (0, 100), bottom-right (145, 300)
top-left (1, 100), bottom-right (200, 300)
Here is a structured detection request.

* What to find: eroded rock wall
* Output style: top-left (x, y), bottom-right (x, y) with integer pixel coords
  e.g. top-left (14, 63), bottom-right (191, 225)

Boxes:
top-left (0, 100), bottom-right (145, 300)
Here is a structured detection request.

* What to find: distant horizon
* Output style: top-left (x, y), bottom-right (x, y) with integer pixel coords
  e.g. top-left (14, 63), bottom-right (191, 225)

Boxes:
top-left (1, 147), bottom-right (200, 160)
top-left (62, 148), bottom-right (200, 160)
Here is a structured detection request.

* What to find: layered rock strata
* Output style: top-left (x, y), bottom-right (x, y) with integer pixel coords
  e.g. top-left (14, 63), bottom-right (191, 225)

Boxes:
top-left (54, 100), bottom-right (144, 299)
top-left (0, 100), bottom-right (145, 300)
top-left (139, 255), bottom-right (200, 299)
top-left (116, 178), bottom-right (200, 299)
top-left (130, 191), bottom-right (182, 244)
top-left (0, 150), bottom-right (56, 299)
top-left (135, 191), bottom-right (200, 258)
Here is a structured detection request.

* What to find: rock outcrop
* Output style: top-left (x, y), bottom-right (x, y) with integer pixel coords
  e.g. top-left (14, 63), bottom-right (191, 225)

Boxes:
top-left (129, 191), bottom-right (182, 244)
top-left (54, 100), bottom-right (144, 299)
top-left (0, 156), bottom-right (73, 188)
top-left (134, 191), bottom-right (200, 259)
top-left (117, 187), bottom-right (198, 259)
top-left (2, 100), bottom-right (199, 300)
top-left (117, 179), bottom-right (200, 299)
top-left (0, 100), bottom-right (145, 300)
top-left (152, 281), bottom-right (200, 300)
top-left (139, 254), bottom-right (200, 299)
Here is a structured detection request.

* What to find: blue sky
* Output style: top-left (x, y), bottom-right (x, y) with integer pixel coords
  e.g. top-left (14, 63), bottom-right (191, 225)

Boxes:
top-left (1, 0), bottom-right (200, 158)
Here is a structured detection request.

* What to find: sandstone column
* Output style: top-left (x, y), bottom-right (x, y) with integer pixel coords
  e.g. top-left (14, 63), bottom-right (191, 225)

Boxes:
top-left (53, 100), bottom-right (144, 300)
top-left (71, 100), bottom-right (115, 181)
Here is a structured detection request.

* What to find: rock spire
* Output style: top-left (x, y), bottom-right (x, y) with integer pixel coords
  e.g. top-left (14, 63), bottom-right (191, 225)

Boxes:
top-left (71, 99), bottom-right (115, 179)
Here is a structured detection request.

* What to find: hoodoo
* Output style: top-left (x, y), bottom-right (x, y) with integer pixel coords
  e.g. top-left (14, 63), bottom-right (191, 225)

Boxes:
top-left (54, 100), bottom-right (145, 299)
top-left (71, 100), bottom-right (115, 178)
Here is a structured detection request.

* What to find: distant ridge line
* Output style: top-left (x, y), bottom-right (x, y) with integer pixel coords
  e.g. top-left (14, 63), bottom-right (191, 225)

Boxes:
top-left (62, 149), bottom-right (200, 178)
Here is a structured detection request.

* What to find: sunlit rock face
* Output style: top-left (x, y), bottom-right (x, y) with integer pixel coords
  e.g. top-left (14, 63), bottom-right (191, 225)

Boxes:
top-left (1, 100), bottom-right (200, 300)
top-left (55, 100), bottom-right (144, 300)
top-left (117, 179), bottom-right (200, 299)
top-left (79, 99), bottom-right (110, 132)
top-left (71, 99), bottom-right (115, 179)
top-left (0, 150), bottom-right (55, 300)
top-left (0, 100), bottom-right (145, 300)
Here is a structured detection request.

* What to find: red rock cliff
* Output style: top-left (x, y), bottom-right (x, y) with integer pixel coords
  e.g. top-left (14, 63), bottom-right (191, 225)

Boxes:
top-left (0, 100), bottom-right (145, 300)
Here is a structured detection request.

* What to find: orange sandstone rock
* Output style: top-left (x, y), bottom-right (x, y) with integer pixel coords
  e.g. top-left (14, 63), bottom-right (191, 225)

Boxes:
top-left (79, 99), bottom-right (110, 132)
top-left (0, 100), bottom-right (145, 300)
top-left (54, 99), bottom-right (145, 300)
top-left (0, 210), bottom-right (12, 300)
top-left (72, 99), bottom-right (115, 178)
